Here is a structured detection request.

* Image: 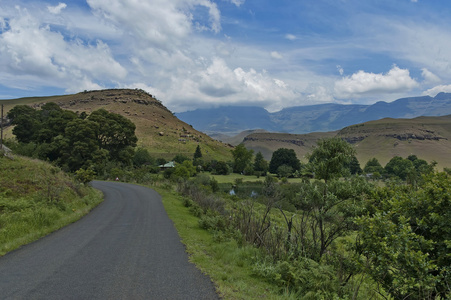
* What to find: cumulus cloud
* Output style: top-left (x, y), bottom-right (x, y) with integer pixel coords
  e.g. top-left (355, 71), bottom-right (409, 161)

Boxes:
top-left (334, 66), bottom-right (419, 98)
top-left (0, 8), bottom-right (126, 92)
top-left (47, 3), bottom-right (67, 14)
top-left (86, 0), bottom-right (221, 51)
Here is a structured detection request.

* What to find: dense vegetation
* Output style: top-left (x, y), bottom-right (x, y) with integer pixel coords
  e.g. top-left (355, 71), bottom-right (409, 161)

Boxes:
top-left (7, 103), bottom-right (137, 174)
top-left (153, 138), bottom-right (449, 299)
top-left (4, 104), bottom-right (449, 299)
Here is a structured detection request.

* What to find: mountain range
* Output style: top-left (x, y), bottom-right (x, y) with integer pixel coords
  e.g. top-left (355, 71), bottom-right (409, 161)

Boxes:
top-left (176, 93), bottom-right (451, 136)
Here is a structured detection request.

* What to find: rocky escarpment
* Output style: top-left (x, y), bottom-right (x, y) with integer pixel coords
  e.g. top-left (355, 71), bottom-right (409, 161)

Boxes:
top-left (243, 136), bottom-right (305, 146)
top-left (31, 89), bottom-right (171, 113)
top-left (339, 126), bottom-right (447, 144)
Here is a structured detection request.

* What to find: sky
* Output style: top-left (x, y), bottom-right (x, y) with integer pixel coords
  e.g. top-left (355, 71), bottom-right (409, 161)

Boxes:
top-left (1, 0), bottom-right (451, 112)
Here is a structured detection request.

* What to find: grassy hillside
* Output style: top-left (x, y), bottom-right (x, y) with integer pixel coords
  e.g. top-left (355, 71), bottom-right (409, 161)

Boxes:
top-left (1, 89), bottom-right (233, 162)
top-left (0, 151), bottom-right (102, 255)
top-left (337, 115), bottom-right (451, 169)
top-left (241, 115), bottom-right (451, 170)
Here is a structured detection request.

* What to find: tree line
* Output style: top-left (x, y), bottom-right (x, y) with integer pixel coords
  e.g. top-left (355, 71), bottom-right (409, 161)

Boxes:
top-left (7, 103), bottom-right (137, 174)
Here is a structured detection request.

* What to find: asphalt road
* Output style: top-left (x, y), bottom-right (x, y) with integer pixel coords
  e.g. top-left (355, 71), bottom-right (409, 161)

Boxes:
top-left (0, 181), bottom-right (219, 299)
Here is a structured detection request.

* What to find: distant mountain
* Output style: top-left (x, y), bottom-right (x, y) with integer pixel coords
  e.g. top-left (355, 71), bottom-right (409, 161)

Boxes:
top-left (177, 106), bottom-right (277, 135)
top-left (176, 93), bottom-right (451, 135)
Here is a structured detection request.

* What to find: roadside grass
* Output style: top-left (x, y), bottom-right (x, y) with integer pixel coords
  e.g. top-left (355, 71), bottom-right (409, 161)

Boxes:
top-left (0, 154), bottom-right (103, 256)
top-left (155, 186), bottom-right (299, 300)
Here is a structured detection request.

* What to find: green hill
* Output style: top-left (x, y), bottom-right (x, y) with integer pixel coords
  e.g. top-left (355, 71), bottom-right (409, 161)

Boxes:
top-left (1, 89), bottom-right (233, 162)
top-left (242, 115), bottom-right (451, 170)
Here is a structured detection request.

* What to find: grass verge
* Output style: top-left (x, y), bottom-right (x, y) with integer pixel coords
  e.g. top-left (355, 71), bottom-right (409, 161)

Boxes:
top-left (0, 154), bottom-right (103, 256)
top-left (155, 186), bottom-right (298, 300)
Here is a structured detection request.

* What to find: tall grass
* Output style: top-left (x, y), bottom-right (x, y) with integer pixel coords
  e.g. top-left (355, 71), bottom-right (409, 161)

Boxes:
top-left (0, 154), bottom-right (103, 255)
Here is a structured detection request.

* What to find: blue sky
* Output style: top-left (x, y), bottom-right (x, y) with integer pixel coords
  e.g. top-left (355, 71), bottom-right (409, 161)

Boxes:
top-left (1, 0), bottom-right (451, 112)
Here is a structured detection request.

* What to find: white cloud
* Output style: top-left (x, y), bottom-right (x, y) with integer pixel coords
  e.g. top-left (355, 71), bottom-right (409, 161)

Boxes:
top-left (307, 85), bottom-right (334, 103)
top-left (423, 84), bottom-right (451, 96)
top-left (336, 65), bottom-right (344, 76)
top-left (47, 3), bottom-right (67, 14)
top-left (334, 66), bottom-right (419, 98)
top-left (421, 68), bottom-right (441, 84)
top-left (270, 51), bottom-right (283, 59)
top-left (285, 34), bottom-right (296, 41)
top-left (0, 8), bottom-right (126, 92)
top-left (86, 0), bottom-right (221, 51)
top-left (225, 0), bottom-right (245, 7)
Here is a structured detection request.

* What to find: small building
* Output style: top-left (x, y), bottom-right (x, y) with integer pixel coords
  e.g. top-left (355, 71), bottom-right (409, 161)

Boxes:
top-left (159, 161), bottom-right (176, 170)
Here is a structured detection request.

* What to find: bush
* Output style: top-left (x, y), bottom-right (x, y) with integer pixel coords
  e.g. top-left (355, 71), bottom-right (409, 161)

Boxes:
top-left (75, 168), bottom-right (96, 184)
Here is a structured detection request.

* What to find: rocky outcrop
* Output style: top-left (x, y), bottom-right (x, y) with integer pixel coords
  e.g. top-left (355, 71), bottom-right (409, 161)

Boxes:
top-left (244, 136), bottom-right (305, 146)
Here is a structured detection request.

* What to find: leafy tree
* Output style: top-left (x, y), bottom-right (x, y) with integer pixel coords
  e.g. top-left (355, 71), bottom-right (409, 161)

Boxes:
top-left (59, 118), bottom-right (102, 171)
top-left (156, 158), bottom-right (167, 166)
top-left (173, 160), bottom-right (197, 179)
top-left (363, 157), bottom-right (384, 175)
top-left (212, 161), bottom-right (230, 175)
top-left (88, 109), bottom-right (137, 163)
top-left (231, 144), bottom-right (254, 174)
top-left (296, 176), bottom-right (372, 260)
top-left (277, 164), bottom-right (293, 178)
top-left (307, 137), bottom-right (355, 182)
top-left (293, 138), bottom-right (370, 262)
top-left (133, 148), bottom-right (154, 167)
top-left (7, 104), bottom-right (138, 172)
top-left (356, 172), bottom-right (451, 299)
top-left (269, 148), bottom-right (301, 174)
top-left (173, 154), bottom-right (191, 164)
top-left (384, 156), bottom-right (414, 180)
top-left (7, 105), bottom-right (42, 143)
top-left (254, 151), bottom-right (268, 174)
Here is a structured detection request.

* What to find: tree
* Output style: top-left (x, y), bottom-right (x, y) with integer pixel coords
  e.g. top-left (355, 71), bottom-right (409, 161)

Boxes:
top-left (346, 155), bottom-right (362, 175)
top-left (231, 144), bottom-right (254, 174)
top-left (133, 148), bottom-right (154, 167)
top-left (212, 161), bottom-right (230, 175)
top-left (88, 109), bottom-right (137, 163)
top-left (193, 145), bottom-right (202, 160)
top-left (254, 151), bottom-right (268, 174)
top-left (384, 156), bottom-right (414, 180)
top-left (7, 105), bottom-right (41, 143)
top-left (173, 160), bottom-right (197, 179)
top-left (7, 104), bottom-right (138, 172)
top-left (296, 176), bottom-right (373, 261)
top-left (173, 154), bottom-right (190, 164)
top-left (307, 137), bottom-right (355, 182)
top-left (296, 137), bottom-right (366, 261)
top-left (277, 164), bottom-right (293, 178)
top-left (363, 157), bottom-right (384, 175)
top-left (356, 172), bottom-right (451, 299)
top-left (269, 148), bottom-right (301, 174)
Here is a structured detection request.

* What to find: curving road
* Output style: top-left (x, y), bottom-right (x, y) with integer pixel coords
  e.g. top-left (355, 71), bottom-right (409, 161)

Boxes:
top-left (0, 181), bottom-right (219, 299)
